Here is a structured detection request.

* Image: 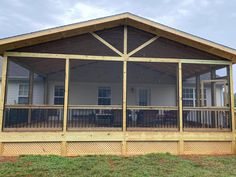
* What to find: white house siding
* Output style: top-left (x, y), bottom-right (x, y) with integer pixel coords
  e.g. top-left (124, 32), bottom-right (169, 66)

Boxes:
top-left (4, 80), bottom-right (44, 104)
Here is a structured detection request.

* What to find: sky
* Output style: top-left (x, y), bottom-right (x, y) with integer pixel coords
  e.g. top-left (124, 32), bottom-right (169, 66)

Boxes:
top-left (0, 0), bottom-right (236, 88)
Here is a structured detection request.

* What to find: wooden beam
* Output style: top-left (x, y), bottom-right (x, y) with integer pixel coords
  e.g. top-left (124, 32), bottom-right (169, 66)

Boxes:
top-left (128, 36), bottom-right (159, 57)
top-left (61, 141), bottom-right (67, 156)
top-left (211, 69), bottom-right (216, 106)
top-left (122, 25), bottom-right (128, 133)
top-left (178, 62), bottom-right (183, 132)
top-left (124, 25), bottom-right (127, 55)
top-left (90, 32), bottom-right (123, 56)
top-left (196, 75), bottom-right (201, 107)
top-left (0, 54), bottom-right (8, 132)
top-left (128, 57), bottom-right (230, 65)
top-left (229, 64), bottom-right (235, 132)
top-left (6, 52), bottom-right (231, 65)
top-left (122, 25), bottom-right (128, 156)
top-left (63, 58), bottom-right (70, 133)
top-left (6, 52), bottom-right (122, 61)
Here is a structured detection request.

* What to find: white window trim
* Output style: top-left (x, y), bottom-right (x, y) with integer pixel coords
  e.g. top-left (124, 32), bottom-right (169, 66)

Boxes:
top-left (18, 83), bottom-right (29, 104)
top-left (54, 85), bottom-right (64, 105)
top-left (183, 87), bottom-right (207, 107)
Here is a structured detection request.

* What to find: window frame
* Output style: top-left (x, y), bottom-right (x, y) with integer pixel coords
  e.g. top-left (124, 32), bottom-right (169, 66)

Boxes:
top-left (18, 83), bottom-right (29, 104)
top-left (183, 87), bottom-right (207, 107)
top-left (54, 85), bottom-right (65, 105)
top-left (97, 86), bottom-right (112, 105)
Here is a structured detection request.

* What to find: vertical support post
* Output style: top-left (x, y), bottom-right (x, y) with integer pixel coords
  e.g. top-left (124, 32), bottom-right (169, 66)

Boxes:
top-left (178, 62), bottom-right (183, 132)
top-left (61, 141), bottom-right (67, 156)
top-left (63, 58), bottom-right (70, 133)
top-left (228, 64), bottom-right (235, 131)
top-left (178, 62), bottom-right (184, 154)
top-left (122, 25), bottom-right (128, 155)
top-left (211, 69), bottom-right (216, 127)
top-left (28, 70), bottom-right (34, 124)
top-left (228, 64), bottom-right (235, 154)
top-left (211, 69), bottom-right (216, 106)
top-left (0, 54), bottom-right (8, 132)
top-left (196, 75), bottom-right (201, 107)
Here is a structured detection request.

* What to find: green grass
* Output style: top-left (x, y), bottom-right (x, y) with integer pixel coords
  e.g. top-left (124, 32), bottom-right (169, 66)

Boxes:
top-left (0, 153), bottom-right (236, 177)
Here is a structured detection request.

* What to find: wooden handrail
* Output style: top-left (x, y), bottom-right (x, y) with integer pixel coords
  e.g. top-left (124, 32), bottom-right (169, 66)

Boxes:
top-left (183, 107), bottom-right (230, 111)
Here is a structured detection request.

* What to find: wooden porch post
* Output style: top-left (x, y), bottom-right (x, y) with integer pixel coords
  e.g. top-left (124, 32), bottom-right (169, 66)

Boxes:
top-left (196, 75), bottom-right (201, 107)
top-left (211, 69), bottom-right (216, 127)
top-left (61, 58), bottom-right (69, 156)
top-left (0, 54), bottom-right (8, 155)
top-left (63, 58), bottom-right (70, 133)
top-left (122, 25), bottom-right (128, 155)
top-left (228, 64), bottom-right (235, 154)
top-left (178, 62), bottom-right (184, 154)
top-left (0, 54), bottom-right (8, 132)
top-left (28, 70), bottom-right (34, 124)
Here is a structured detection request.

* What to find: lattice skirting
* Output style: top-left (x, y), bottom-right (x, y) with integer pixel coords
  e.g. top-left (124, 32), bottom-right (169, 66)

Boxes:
top-left (184, 141), bottom-right (232, 155)
top-left (67, 141), bottom-right (122, 156)
top-left (2, 142), bottom-right (61, 156)
top-left (0, 141), bottom-right (234, 156)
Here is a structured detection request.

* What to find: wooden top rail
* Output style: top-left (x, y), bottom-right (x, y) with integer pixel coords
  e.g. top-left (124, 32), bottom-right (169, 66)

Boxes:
top-left (5, 104), bottom-right (63, 109)
top-left (183, 107), bottom-right (230, 111)
top-left (127, 106), bottom-right (178, 110)
top-left (68, 105), bottom-right (122, 110)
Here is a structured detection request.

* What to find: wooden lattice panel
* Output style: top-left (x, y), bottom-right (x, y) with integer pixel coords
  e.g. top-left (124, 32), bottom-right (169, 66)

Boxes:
top-left (67, 141), bottom-right (122, 155)
top-left (2, 142), bottom-right (61, 156)
top-left (184, 141), bottom-right (232, 155)
top-left (127, 141), bottom-right (178, 155)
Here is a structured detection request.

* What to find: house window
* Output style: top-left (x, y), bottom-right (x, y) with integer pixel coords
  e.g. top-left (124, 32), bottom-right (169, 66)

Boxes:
top-left (54, 86), bottom-right (64, 105)
top-left (98, 87), bottom-right (111, 105)
top-left (183, 88), bottom-right (194, 107)
top-left (18, 84), bottom-right (29, 104)
top-left (183, 88), bottom-right (207, 107)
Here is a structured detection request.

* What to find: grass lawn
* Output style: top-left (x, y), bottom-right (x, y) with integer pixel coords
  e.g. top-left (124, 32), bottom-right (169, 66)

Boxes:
top-left (0, 153), bottom-right (236, 177)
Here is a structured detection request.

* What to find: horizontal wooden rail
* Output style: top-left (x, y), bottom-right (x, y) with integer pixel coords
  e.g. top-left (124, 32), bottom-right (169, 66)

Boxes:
top-left (5, 105), bottom-right (63, 109)
top-left (68, 105), bottom-right (122, 110)
top-left (127, 106), bottom-right (178, 110)
top-left (183, 107), bottom-right (230, 111)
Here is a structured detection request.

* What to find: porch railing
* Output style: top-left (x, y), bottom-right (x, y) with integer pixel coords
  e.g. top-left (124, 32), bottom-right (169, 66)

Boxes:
top-left (126, 106), bottom-right (178, 130)
top-left (67, 105), bottom-right (122, 131)
top-left (3, 105), bottom-right (63, 131)
top-left (183, 107), bottom-right (231, 131)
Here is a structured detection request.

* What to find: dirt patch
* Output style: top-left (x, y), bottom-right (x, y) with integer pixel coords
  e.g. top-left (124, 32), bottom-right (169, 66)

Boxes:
top-left (180, 155), bottom-right (227, 168)
top-left (108, 159), bottom-right (115, 171)
top-left (0, 156), bottom-right (19, 163)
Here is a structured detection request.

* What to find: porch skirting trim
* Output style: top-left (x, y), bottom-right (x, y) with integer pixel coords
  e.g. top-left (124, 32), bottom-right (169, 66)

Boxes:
top-left (0, 131), bottom-right (235, 156)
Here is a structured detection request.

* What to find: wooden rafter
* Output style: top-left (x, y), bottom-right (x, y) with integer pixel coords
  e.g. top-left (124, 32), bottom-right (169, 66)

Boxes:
top-left (128, 36), bottom-right (159, 57)
top-left (90, 32), bottom-right (123, 56)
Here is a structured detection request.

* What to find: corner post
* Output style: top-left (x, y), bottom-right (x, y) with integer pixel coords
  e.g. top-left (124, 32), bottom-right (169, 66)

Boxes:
top-left (0, 53), bottom-right (8, 155)
top-left (63, 58), bottom-right (70, 133)
top-left (122, 25), bottom-right (128, 155)
top-left (0, 53), bottom-right (8, 132)
top-left (178, 62), bottom-right (184, 154)
top-left (228, 64), bottom-right (235, 154)
top-left (229, 64), bottom-right (235, 131)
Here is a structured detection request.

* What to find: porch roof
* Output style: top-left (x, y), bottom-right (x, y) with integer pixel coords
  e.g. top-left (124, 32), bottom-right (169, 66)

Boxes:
top-left (0, 13), bottom-right (236, 62)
